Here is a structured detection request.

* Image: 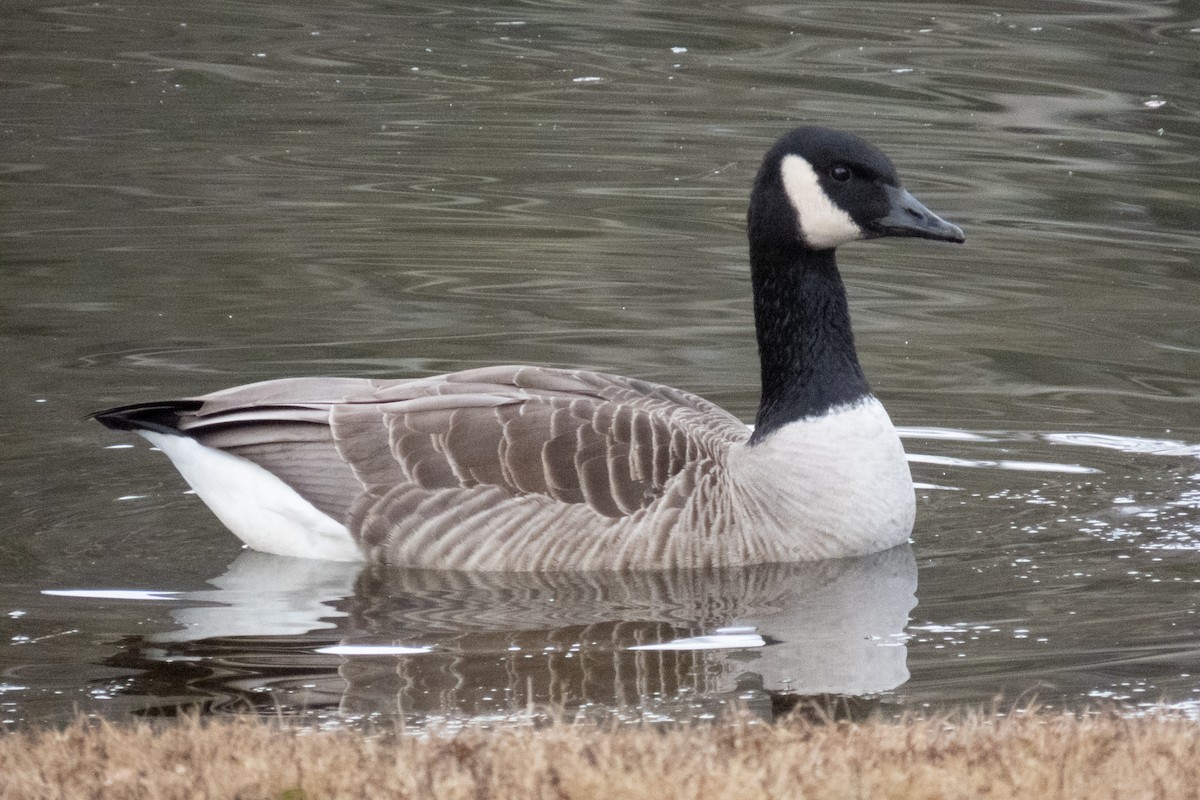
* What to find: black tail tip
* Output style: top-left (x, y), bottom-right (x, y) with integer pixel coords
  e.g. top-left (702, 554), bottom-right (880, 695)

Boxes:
top-left (91, 400), bottom-right (202, 435)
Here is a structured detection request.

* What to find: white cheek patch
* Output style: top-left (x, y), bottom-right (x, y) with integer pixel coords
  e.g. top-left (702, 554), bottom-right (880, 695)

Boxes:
top-left (780, 154), bottom-right (864, 250)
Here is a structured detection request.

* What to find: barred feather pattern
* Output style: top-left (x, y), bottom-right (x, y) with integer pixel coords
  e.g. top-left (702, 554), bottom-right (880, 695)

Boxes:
top-left (153, 365), bottom-right (911, 570)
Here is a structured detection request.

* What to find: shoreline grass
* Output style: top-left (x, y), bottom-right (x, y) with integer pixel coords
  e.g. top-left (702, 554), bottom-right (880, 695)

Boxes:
top-left (2, 709), bottom-right (1198, 799)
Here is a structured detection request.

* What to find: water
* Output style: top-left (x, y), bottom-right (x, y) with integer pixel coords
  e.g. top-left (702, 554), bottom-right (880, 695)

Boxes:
top-left (2, 0), bottom-right (1199, 728)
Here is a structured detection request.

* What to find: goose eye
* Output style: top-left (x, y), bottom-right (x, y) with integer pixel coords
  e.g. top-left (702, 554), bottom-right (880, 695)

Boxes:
top-left (830, 165), bottom-right (852, 182)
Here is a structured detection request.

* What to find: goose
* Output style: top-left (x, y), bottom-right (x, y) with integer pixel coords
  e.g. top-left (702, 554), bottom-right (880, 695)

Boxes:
top-left (94, 126), bottom-right (964, 570)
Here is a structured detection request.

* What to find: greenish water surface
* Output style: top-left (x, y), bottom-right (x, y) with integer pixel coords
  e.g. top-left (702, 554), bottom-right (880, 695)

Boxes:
top-left (2, 0), bottom-right (1198, 727)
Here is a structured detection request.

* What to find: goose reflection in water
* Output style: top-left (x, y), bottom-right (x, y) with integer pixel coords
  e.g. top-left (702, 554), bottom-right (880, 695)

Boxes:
top-left (107, 545), bottom-right (916, 723)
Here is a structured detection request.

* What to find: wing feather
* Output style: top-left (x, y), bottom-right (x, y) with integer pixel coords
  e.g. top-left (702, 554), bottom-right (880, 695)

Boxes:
top-left (142, 365), bottom-right (748, 562)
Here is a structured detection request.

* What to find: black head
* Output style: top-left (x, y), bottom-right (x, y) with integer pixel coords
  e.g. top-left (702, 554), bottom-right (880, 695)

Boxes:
top-left (748, 126), bottom-right (964, 252)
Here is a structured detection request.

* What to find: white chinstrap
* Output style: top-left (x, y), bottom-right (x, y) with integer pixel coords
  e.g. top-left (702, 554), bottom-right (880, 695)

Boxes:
top-left (780, 154), bottom-right (863, 250)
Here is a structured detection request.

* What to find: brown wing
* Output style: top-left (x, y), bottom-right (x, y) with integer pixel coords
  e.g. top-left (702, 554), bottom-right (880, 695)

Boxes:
top-left (162, 365), bottom-right (749, 558)
top-left (332, 365), bottom-right (747, 514)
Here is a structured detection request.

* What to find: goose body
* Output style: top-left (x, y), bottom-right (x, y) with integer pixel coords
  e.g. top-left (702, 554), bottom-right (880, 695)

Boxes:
top-left (96, 127), bottom-right (963, 570)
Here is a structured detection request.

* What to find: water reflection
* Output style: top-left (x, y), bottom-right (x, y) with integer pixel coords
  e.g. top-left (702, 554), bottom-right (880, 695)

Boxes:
top-left (91, 546), bottom-right (915, 723)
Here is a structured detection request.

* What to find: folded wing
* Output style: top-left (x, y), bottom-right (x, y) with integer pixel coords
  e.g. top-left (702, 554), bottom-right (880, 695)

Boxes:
top-left (104, 366), bottom-right (750, 563)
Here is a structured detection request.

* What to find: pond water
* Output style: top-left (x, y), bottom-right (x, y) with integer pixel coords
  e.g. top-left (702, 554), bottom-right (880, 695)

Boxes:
top-left (2, 0), bottom-right (1198, 728)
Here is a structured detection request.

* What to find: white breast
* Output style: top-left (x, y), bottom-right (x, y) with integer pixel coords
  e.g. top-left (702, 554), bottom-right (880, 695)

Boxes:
top-left (726, 397), bottom-right (915, 560)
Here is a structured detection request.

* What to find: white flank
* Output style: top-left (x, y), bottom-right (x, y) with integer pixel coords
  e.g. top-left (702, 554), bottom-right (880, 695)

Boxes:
top-left (780, 154), bottom-right (863, 250)
top-left (140, 431), bottom-right (363, 562)
top-left (728, 397), bottom-right (915, 559)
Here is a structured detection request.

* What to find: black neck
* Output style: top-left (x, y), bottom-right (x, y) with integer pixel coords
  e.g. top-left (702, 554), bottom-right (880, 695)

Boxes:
top-left (749, 244), bottom-right (872, 444)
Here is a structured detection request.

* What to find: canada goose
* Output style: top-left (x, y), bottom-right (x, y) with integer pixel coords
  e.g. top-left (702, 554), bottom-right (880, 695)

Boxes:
top-left (95, 126), bottom-right (963, 570)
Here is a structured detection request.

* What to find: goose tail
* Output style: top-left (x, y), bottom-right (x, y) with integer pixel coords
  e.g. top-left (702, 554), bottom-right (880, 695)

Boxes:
top-left (91, 401), bottom-right (202, 435)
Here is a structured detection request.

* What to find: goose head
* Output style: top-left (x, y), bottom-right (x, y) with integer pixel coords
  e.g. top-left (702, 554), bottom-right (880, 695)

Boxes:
top-left (748, 126), bottom-right (964, 253)
top-left (745, 126), bottom-right (964, 442)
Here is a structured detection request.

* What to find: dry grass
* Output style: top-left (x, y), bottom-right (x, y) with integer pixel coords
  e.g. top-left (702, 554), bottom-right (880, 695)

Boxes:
top-left (2, 710), bottom-right (1197, 800)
